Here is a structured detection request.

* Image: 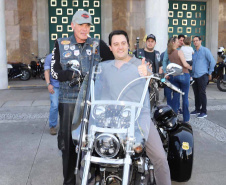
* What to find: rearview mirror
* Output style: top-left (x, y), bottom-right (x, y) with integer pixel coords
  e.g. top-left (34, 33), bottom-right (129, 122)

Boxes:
top-left (166, 63), bottom-right (183, 76)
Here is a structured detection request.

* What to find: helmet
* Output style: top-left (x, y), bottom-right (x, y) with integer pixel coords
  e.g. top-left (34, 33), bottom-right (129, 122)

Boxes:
top-left (217, 47), bottom-right (225, 59)
top-left (153, 105), bottom-right (177, 131)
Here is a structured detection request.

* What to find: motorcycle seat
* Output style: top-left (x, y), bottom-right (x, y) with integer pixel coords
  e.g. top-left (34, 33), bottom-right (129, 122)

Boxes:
top-left (7, 61), bottom-right (21, 64)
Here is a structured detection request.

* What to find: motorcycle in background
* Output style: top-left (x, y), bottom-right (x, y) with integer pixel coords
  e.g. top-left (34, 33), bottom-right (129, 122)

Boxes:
top-left (211, 47), bottom-right (226, 91)
top-left (7, 62), bottom-right (31, 81)
top-left (28, 53), bottom-right (46, 80)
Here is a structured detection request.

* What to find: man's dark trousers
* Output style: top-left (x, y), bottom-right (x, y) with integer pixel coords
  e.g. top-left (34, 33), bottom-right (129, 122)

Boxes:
top-left (192, 74), bottom-right (209, 114)
top-left (58, 103), bottom-right (77, 185)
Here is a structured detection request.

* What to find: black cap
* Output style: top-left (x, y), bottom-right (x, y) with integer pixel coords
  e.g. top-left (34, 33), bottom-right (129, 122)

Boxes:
top-left (146, 34), bottom-right (156, 42)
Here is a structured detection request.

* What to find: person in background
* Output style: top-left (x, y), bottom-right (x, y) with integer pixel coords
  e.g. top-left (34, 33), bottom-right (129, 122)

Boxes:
top-left (134, 34), bottom-right (161, 74)
top-left (180, 37), bottom-right (194, 85)
top-left (44, 53), bottom-right (59, 135)
top-left (168, 36), bottom-right (192, 123)
top-left (190, 36), bottom-right (216, 118)
top-left (162, 34), bottom-right (185, 111)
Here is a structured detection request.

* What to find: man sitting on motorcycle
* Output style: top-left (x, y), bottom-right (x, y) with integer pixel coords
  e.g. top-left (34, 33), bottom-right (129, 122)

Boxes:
top-left (106, 30), bottom-right (171, 185)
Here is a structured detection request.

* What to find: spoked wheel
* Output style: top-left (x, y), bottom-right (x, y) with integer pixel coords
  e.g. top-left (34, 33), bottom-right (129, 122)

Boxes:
top-left (217, 77), bottom-right (226, 92)
top-left (20, 69), bottom-right (31, 81)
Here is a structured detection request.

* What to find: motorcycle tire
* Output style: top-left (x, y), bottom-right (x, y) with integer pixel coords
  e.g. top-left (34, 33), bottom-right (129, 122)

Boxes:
top-left (217, 77), bottom-right (226, 92)
top-left (20, 69), bottom-right (31, 81)
top-left (40, 71), bottom-right (45, 80)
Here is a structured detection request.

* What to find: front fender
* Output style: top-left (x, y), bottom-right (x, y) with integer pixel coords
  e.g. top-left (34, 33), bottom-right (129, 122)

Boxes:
top-left (167, 122), bottom-right (194, 182)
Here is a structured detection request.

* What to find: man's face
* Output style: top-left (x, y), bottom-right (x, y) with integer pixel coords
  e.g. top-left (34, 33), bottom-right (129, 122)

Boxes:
top-left (178, 37), bottom-right (185, 47)
top-left (109, 35), bottom-right (129, 60)
top-left (146, 38), bottom-right (156, 51)
top-left (193, 37), bottom-right (202, 48)
top-left (71, 23), bottom-right (90, 43)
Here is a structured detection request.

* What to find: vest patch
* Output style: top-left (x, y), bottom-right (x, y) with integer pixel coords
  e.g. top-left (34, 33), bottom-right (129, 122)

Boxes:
top-left (86, 49), bottom-right (92, 56)
top-left (63, 51), bottom-right (72, 58)
top-left (70, 45), bottom-right (75, 50)
top-left (61, 40), bottom-right (71, 45)
top-left (156, 53), bottom-right (160, 61)
top-left (64, 45), bottom-right (69, 50)
top-left (74, 50), bottom-right (80, 56)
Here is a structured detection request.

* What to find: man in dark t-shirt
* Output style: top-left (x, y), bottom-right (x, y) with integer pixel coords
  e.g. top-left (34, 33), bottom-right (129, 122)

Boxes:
top-left (134, 34), bottom-right (161, 74)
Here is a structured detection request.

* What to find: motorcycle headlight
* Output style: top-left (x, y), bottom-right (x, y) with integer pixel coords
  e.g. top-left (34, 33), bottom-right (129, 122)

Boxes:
top-left (94, 133), bottom-right (120, 158)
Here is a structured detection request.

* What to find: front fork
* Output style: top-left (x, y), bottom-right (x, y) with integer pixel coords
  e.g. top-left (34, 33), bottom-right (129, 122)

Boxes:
top-left (81, 150), bottom-right (92, 185)
top-left (122, 153), bottom-right (132, 185)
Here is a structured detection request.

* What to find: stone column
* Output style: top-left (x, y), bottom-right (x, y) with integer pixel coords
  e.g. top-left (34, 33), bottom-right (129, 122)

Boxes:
top-left (145, 0), bottom-right (168, 54)
top-left (0, 0), bottom-right (8, 89)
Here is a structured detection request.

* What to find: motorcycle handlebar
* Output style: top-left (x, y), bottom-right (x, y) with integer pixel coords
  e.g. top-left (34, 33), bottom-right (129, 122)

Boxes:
top-left (161, 78), bottom-right (185, 95)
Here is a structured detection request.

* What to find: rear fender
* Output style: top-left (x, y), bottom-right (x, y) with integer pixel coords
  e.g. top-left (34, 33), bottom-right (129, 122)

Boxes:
top-left (167, 122), bottom-right (194, 182)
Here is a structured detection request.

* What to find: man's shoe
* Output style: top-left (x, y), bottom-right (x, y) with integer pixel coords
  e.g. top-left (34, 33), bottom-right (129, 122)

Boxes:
top-left (190, 110), bottom-right (200, 115)
top-left (50, 127), bottom-right (57, 135)
top-left (197, 113), bottom-right (207, 118)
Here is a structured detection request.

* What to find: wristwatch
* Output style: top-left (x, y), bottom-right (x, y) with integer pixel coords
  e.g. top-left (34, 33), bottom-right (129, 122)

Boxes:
top-left (47, 83), bottom-right (51, 86)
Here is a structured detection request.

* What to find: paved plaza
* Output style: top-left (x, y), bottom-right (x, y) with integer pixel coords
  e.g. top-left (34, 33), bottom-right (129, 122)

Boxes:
top-left (0, 79), bottom-right (226, 185)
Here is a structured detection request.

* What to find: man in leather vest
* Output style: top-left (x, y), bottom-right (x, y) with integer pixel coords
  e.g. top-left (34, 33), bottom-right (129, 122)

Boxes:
top-left (134, 34), bottom-right (161, 74)
top-left (51, 10), bottom-right (114, 185)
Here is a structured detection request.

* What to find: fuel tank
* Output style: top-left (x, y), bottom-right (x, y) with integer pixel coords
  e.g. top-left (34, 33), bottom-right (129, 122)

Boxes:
top-left (167, 122), bottom-right (193, 182)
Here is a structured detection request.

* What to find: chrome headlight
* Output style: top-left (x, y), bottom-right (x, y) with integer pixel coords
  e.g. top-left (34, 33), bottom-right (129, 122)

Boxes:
top-left (94, 133), bottom-right (120, 158)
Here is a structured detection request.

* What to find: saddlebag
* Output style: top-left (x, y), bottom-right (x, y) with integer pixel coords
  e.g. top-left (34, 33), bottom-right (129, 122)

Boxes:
top-left (167, 122), bottom-right (193, 182)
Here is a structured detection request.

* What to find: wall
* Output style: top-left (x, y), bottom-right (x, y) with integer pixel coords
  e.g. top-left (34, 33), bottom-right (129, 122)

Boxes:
top-left (219, 0), bottom-right (226, 47)
top-left (112, 0), bottom-right (146, 51)
top-left (5, 0), bottom-right (38, 64)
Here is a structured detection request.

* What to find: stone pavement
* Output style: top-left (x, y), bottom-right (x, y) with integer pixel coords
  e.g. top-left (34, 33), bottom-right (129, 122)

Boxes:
top-left (0, 79), bottom-right (226, 185)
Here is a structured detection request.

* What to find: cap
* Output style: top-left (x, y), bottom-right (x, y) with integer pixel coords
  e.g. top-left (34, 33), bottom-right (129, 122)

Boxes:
top-left (146, 34), bottom-right (156, 42)
top-left (72, 10), bottom-right (93, 25)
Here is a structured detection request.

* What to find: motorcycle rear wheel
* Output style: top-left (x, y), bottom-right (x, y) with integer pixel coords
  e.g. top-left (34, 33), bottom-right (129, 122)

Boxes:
top-left (20, 69), bottom-right (31, 81)
top-left (217, 78), bottom-right (226, 92)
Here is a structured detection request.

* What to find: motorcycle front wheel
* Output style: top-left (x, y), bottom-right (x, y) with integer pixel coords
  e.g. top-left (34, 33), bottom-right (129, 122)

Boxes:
top-left (217, 77), bottom-right (226, 92)
top-left (40, 70), bottom-right (45, 80)
top-left (20, 69), bottom-right (31, 81)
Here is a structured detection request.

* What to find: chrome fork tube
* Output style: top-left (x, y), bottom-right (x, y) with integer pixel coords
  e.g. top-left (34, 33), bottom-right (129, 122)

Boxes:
top-left (81, 151), bottom-right (91, 185)
top-left (122, 153), bottom-right (132, 185)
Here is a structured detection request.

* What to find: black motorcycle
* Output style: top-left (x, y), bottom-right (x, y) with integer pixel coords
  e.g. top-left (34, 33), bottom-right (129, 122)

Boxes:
top-left (211, 47), bottom-right (226, 91)
top-left (71, 54), bottom-right (194, 185)
top-left (7, 62), bottom-right (31, 81)
top-left (29, 53), bottom-right (45, 80)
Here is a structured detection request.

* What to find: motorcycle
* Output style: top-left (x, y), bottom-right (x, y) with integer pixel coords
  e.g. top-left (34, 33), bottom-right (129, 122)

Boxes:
top-left (29, 53), bottom-right (46, 80)
top-left (211, 46), bottom-right (226, 91)
top-left (71, 55), bottom-right (194, 185)
top-left (7, 61), bottom-right (31, 81)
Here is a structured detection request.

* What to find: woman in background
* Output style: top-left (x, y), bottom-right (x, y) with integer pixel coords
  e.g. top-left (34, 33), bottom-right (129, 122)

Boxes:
top-left (167, 36), bottom-right (192, 123)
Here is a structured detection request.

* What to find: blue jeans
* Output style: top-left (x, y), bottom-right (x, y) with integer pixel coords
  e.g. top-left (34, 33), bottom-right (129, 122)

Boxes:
top-left (49, 87), bottom-right (59, 128)
top-left (164, 75), bottom-right (174, 107)
top-left (171, 73), bottom-right (190, 122)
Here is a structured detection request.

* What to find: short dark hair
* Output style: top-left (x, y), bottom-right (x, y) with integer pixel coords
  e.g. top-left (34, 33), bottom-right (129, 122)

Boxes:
top-left (194, 36), bottom-right (202, 41)
top-left (184, 37), bottom-right (191, 45)
top-left (178, 34), bottom-right (185, 40)
top-left (108, 30), bottom-right (130, 46)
